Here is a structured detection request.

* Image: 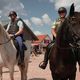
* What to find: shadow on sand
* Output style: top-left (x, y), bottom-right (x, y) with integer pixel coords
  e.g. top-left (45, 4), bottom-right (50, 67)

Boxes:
top-left (29, 78), bottom-right (46, 80)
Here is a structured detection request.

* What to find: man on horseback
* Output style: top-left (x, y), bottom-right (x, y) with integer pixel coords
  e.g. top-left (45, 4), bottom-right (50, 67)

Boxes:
top-left (6, 11), bottom-right (27, 66)
top-left (39, 7), bottom-right (67, 69)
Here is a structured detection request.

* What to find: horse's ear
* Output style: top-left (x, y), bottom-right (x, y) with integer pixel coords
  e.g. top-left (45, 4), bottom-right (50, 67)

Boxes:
top-left (69, 3), bottom-right (75, 17)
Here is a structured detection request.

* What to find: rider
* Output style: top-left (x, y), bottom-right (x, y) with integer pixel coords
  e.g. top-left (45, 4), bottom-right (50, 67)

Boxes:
top-left (6, 11), bottom-right (26, 65)
top-left (39, 7), bottom-right (67, 69)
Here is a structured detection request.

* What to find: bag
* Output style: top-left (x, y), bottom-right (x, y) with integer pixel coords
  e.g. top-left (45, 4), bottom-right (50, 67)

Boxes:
top-left (16, 18), bottom-right (32, 41)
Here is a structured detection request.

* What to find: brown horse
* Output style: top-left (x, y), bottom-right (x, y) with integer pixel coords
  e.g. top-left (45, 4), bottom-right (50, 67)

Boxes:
top-left (49, 4), bottom-right (80, 80)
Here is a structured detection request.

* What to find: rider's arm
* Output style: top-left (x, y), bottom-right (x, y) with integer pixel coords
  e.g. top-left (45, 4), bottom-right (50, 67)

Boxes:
top-left (51, 28), bottom-right (56, 38)
top-left (15, 20), bottom-right (24, 36)
top-left (51, 21), bottom-right (57, 38)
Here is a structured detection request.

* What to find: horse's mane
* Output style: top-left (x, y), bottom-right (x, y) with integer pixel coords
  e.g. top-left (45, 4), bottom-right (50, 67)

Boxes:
top-left (56, 11), bottom-right (80, 47)
top-left (68, 12), bottom-right (80, 22)
top-left (74, 12), bottom-right (80, 18)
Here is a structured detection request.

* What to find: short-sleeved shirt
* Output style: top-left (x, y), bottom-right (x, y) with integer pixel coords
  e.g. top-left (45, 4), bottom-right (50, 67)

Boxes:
top-left (17, 20), bottom-right (24, 29)
top-left (51, 18), bottom-right (63, 33)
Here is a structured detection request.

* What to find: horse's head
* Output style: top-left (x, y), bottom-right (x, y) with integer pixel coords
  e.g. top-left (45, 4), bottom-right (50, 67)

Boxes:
top-left (68, 3), bottom-right (80, 46)
top-left (0, 24), bottom-right (10, 43)
top-left (56, 3), bottom-right (80, 47)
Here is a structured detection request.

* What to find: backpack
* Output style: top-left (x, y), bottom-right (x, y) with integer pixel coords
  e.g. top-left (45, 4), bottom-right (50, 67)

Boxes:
top-left (16, 18), bottom-right (31, 41)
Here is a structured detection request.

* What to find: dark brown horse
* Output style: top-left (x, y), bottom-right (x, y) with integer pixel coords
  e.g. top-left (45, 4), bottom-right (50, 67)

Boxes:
top-left (49, 4), bottom-right (80, 80)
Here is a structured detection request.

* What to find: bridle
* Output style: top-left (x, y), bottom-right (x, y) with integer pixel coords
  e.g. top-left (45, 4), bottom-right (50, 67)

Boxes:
top-left (66, 17), bottom-right (80, 48)
top-left (55, 17), bottom-right (80, 49)
top-left (55, 42), bottom-right (80, 50)
top-left (67, 17), bottom-right (80, 41)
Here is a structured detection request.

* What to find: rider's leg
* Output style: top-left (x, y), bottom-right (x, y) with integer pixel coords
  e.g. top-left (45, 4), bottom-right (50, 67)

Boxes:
top-left (39, 42), bottom-right (54, 69)
top-left (15, 36), bottom-right (24, 64)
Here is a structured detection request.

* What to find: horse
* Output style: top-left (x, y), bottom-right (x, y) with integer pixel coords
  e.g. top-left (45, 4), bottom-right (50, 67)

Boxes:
top-left (49, 4), bottom-right (80, 80)
top-left (0, 24), bottom-right (31, 80)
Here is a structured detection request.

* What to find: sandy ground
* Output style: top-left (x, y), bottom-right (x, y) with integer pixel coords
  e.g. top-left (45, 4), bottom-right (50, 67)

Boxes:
top-left (2, 54), bottom-right (80, 80)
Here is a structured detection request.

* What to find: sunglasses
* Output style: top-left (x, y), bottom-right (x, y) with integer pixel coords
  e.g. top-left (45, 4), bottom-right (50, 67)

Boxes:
top-left (59, 11), bottom-right (65, 14)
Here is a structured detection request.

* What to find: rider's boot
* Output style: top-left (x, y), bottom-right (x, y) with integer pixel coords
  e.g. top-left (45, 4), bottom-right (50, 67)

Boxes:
top-left (18, 49), bottom-right (24, 66)
top-left (39, 42), bottom-right (54, 69)
top-left (39, 52), bottom-right (49, 69)
top-left (39, 44), bottom-right (51, 69)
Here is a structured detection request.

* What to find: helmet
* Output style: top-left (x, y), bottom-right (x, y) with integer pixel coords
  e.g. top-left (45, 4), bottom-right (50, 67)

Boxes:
top-left (58, 7), bottom-right (67, 14)
top-left (8, 11), bottom-right (17, 16)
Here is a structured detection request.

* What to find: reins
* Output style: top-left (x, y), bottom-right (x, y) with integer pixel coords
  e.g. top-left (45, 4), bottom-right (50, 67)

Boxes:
top-left (0, 38), bottom-right (11, 45)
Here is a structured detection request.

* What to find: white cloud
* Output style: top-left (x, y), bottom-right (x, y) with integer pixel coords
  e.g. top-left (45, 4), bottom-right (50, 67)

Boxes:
top-left (0, 0), bottom-right (27, 19)
top-left (42, 14), bottom-right (52, 25)
top-left (20, 2), bottom-right (24, 9)
top-left (31, 14), bottom-right (52, 27)
top-left (31, 17), bottom-right (43, 27)
top-left (34, 31), bottom-right (42, 35)
top-left (53, 0), bottom-right (80, 11)
top-left (49, 0), bottom-right (54, 3)
top-left (54, 0), bottom-right (73, 10)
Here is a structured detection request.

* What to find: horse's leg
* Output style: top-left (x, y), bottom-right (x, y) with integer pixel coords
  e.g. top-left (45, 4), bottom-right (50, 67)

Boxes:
top-left (69, 72), bottom-right (76, 80)
top-left (51, 72), bottom-right (68, 80)
top-left (9, 66), bottom-right (14, 80)
top-left (19, 64), bottom-right (25, 80)
top-left (51, 72), bottom-right (60, 80)
top-left (23, 59), bottom-right (29, 80)
top-left (61, 78), bottom-right (68, 80)
top-left (54, 77), bottom-right (68, 80)
top-left (52, 76), bottom-right (62, 80)
top-left (19, 60), bottom-right (28, 80)
top-left (0, 67), bottom-right (2, 80)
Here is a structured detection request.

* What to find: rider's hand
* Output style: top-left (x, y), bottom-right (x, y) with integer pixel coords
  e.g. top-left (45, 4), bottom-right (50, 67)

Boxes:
top-left (9, 34), bottom-right (15, 39)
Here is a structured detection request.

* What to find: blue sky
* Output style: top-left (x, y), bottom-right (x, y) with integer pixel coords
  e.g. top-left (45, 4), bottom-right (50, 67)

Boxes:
top-left (0, 0), bottom-right (80, 38)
